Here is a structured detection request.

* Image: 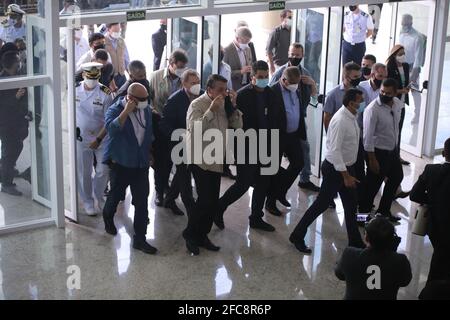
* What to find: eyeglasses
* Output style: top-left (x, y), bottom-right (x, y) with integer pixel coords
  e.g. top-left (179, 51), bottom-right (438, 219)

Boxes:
top-left (130, 95), bottom-right (148, 102)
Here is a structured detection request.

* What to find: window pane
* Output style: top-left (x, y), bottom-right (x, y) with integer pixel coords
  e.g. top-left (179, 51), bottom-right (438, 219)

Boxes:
top-left (0, 85), bottom-right (51, 228)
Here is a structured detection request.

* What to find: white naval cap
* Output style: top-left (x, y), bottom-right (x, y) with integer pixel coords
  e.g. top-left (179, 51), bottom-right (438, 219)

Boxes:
top-left (6, 4), bottom-right (26, 15)
top-left (80, 62), bottom-right (103, 78)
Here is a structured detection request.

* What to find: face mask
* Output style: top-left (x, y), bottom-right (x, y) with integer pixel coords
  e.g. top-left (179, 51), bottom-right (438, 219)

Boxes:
top-left (286, 83), bottom-right (298, 92)
top-left (255, 78), bottom-right (269, 89)
top-left (239, 43), bottom-right (249, 50)
top-left (84, 79), bottom-right (99, 89)
top-left (93, 44), bottom-right (105, 51)
top-left (74, 30), bottom-right (83, 39)
top-left (379, 94), bottom-right (393, 104)
top-left (372, 78), bottom-right (383, 88)
top-left (161, 24), bottom-right (167, 31)
top-left (175, 67), bottom-right (187, 78)
top-left (136, 101), bottom-right (148, 110)
top-left (362, 67), bottom-right (371, 77)
top-left (285, 18), bottom-right (293, 28)
top-left (357, 102), bottom-right (366, 113)
top-left (289, 57), bottom-right (302, 67)
top-left (350, 77), bottom-right (361, 88)
top-left (401, 25), bottom-right (412, 33)
top-left (349, 6), bottom-right (358, 12)
top-left (110, 32), bottom-right (121, 39)
top-left (189, 84), bottom-right (201, 96)
top-left (396, 55), bottom-right (406, 63)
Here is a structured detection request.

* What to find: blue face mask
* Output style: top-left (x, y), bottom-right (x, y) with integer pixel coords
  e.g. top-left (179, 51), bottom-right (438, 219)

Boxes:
top-left (358, 102), bottom-right (366, 113)
top-left (255, 78), bottom-right (269, 89)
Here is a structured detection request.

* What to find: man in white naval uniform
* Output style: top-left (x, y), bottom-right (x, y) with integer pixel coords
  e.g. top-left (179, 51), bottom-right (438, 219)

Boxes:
top-left (76, 62), bottom-right (112, 215)
top-left (0, 4), bottom-right (26, 47)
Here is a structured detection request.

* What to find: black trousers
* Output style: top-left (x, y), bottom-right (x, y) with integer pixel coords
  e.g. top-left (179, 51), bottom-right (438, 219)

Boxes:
top-left (342, 40), bottom-right (366, 66)
top-left (219, 164), bottom-right (271, 220)
top-left (183, 165), bottom-right (221, 244)
top-left (354, 138), bottom-right (367, 207)
top-left (153, 118), bottom-right (173, 195)
top-left (398, 107), bottom-right (406, 156)
top-left (103, 163), bottom-right (150, 240)
top-left (0, 125), bottom-right (28, 186)
top-left (290, 160), bottom-right (364, 247)
top-left (269, 133), bottom-right (304, 200)
top-left (360, 148), bottom-right (403, 214)
top-left (165, 163), bottom-right (195, 214)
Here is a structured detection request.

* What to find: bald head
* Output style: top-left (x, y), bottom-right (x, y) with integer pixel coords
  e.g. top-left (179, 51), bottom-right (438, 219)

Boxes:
top-left (128, 83), bottom-right (148, 99)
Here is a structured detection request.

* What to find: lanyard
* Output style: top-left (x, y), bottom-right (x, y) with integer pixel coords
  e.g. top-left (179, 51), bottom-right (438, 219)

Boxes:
top-left (133, 110), bottom-right (146, 129)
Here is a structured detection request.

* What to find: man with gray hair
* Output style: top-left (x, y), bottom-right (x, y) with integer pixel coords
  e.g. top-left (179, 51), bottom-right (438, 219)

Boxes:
top-left (399, 13), bottom-right (426, 124)
top-left (223, 26), bottom-right (254, 91)
top-left (235, 21), bottom-right (257, 63)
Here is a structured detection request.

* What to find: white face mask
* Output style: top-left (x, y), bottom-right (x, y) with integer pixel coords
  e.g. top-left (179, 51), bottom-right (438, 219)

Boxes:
top-left (286, 83), bottom-right (298, 92)
top-left (396, 54), bottom-right (406, 63)
top-left (136, 101), bottom-right (148, 110)
top-left (239, 42), bottom-right (249, 50)
top-left (285, 18), bottom-right (293, 28)
top-left (175, 67), bottom-right (187, 78)
top-left (84, 79), bottom-right (99, 89)
top-left (189, 84), bottom-right (201, 96)
top-left (74, 29), bottom-right (83, 39)
top-left (110, 31), bottom-right (121, 39)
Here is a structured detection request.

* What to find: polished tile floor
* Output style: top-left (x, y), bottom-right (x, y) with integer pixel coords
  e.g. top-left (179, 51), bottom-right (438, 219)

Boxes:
top-left (0, 151), bottom-right (444, 300)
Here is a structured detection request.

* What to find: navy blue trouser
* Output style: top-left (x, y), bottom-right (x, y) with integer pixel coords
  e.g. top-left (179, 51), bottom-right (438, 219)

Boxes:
top-left (342, 40), bottom-right (366, 66)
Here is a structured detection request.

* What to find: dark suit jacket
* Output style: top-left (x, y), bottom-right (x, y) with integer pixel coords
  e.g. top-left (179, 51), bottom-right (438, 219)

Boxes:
top-left (270, 82), bottom-right (309, 145)
top-left (335, 247), bottom-right (412, 300)
top-left (387, 62), bottom-right (410, 105)
top-left (235, 84), bottom-right (283, 164)
top-left (152, 27), bottom-right (167, 71)
top-left (248, 42), bottom-right (257, 63)
top-left (159, 88), bottom-right (204, 146)
top-left (410, 163), bottom-right (450, 247)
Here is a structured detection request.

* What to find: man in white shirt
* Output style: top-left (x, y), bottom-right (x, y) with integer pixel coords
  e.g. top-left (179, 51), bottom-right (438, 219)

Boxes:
top-left (289, 88), bottom-right (366, 254)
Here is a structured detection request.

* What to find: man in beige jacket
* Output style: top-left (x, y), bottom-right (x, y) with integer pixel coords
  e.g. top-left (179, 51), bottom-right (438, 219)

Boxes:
top-left (183, 74), bottom-right (243, 255)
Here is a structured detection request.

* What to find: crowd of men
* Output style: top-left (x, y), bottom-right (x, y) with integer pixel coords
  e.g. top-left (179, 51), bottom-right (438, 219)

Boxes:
top-left (1, 3), bottom-right (449, 300)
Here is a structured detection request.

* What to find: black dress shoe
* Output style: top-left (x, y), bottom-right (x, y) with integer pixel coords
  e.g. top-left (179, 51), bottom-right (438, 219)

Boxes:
top-left (289, 236), bottom-right (312, 254)
top-left (155, 192), bottom-right (164, 207)
top-left (298, 181), bottom-right (321, 192)
top-left (104, 218), bottom-right (117, 236)
top-left (249, 218), bottom-right (276, 232)
top-left (185, 240), bottom-right (200, 256)
top-left (395, 191), bottom-right (411, 200)
top-left (200, 238), bottom-right (220, 251)
top-left (164, 200), bottom-right (185, 216)
top-left (278, 197), bottom-right (291, 207)
top-left (329, 199), bottom-right (336, 209)
top-left (400, 158), bottom-right (410, 166)
top-left (265, 202), bottom-right (283, 217)
top-left (133, 239), bottom-right (158, 255)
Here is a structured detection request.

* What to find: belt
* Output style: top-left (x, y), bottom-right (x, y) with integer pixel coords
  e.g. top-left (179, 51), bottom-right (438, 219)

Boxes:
top-left (344, 40), bottom-right (363, 46)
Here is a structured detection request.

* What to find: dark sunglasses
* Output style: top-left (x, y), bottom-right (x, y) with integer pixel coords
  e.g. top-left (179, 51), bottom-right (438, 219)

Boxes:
top-left (130, 95), bottom-right (148, 102)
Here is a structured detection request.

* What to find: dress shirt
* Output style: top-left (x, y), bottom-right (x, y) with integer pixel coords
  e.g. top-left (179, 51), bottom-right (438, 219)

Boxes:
top-left (129, 108), bottom-right (147, 146)
top-left (325, 106), bottom-right (360, 172)
top-left (363, 97), bottom-right (403, 152)
top-left (281, 86), bottom-right (300, 133)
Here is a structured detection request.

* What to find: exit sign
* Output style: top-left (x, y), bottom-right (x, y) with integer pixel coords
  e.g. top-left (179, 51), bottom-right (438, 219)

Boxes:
top-left (269, 1), bottom-right (285, 11)
top-left (127, 10), bottom-right (146, 21)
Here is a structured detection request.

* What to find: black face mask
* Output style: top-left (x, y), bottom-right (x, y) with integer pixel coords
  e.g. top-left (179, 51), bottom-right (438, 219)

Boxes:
top-left (93, 44), bottom-right (105, 51)
top-left (379, 94), bottom-right (393, 104)
top-left (289, 57), bottom-right (302, 67)
top-left (362, 67), bottom-right (371, 77)
top-left (350, 77), bottom-right (361, 87)
top-left (372, 78), bottom-right (383, 88)
top-left (349, 5), bottom-right (358, 12)
top-left (161, 24), bottom-right (167, 31)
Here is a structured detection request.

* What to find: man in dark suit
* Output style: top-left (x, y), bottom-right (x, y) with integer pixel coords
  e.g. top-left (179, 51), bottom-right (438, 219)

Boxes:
top-left (159, 69), bottom-right (203, 217)
top-left (152, 19), bottom-right (167, 71)
top-left (265, 66), bottom-right (308, 216)
top-left (410, 137), bottom-right (450, 287)
top-left (214, 60), bottom-right (283, 232)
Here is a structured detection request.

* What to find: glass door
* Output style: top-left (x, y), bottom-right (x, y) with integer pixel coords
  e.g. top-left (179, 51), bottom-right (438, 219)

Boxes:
top-left (169, 17), bottom-right (202, 74)
top-left (295, 7), bottom-right (329, 178)
top-left (392, 1), bottom-right (436, 157)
